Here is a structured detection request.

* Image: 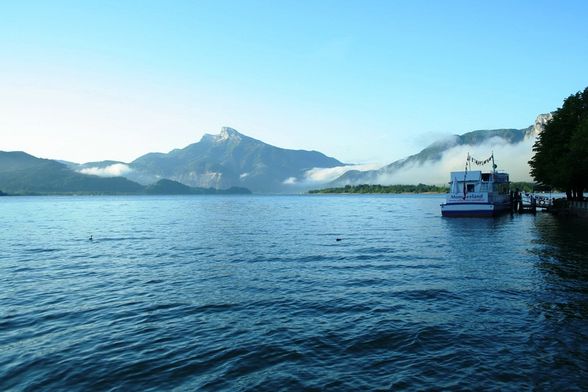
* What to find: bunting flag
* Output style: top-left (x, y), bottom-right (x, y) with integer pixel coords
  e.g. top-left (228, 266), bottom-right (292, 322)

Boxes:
top-left (467, 154), bottom-right (494, 166)
top-left (462, 153), bottom-right (494, 200)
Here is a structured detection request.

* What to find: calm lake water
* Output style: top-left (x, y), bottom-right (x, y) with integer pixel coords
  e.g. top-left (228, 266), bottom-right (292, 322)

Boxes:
top-left (1, 194), bottom-right (587, 391)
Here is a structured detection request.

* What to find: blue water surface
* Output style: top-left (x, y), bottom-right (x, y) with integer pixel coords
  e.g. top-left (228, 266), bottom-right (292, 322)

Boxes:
top-left (1, 194), bottom-right (587, 391)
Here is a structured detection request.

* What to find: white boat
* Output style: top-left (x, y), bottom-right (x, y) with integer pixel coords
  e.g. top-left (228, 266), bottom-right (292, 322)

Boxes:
top-left (441, 154), bottom-right (511, 217)
top-left (517, 192), bottom-right (537, 213)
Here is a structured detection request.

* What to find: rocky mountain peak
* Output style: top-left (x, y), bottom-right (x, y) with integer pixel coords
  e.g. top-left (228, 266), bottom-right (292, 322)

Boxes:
top-left (200, 127), bottom-right (243, 144)
top-left (218, 127), bottom-right (242, 142)
top-left (529, 113), bottom-right (553, 138)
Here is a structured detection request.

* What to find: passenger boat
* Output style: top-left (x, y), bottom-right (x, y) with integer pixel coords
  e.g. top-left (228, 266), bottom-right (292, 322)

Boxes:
top-left (441, 154), bottom-right (511, 217)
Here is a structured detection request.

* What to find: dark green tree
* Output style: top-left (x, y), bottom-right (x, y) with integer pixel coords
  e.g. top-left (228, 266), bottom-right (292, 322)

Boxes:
top-left (529, 87), bottom-right (588, 200)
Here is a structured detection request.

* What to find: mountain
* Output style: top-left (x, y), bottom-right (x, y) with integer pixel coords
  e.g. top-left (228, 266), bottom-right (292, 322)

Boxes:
top-left (0, 151), bottom-right (250, 195)
top-left (0, 151), bottom-right (144, 194)
top-left (128, 127), bottom-right (343, 193)
top-left (3, 117), bottom-right (553, 194)
top-left (329, 113), bottom-right (553, 186)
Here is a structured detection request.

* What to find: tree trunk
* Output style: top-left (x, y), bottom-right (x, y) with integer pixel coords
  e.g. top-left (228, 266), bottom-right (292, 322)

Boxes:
top-left (572, 185), bottom-right (583, 201)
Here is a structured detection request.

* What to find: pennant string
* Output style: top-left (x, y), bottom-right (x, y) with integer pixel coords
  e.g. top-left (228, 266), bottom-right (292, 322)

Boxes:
top-left (468, 154), bottom-right (494, 166)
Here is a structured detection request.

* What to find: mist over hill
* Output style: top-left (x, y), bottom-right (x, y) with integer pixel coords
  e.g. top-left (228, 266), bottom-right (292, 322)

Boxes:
top-left (324, 113), bottom-right (553, 187)
top-left (0, 152), bottom-right (144, 194)
top-left (0, 152), bottom-right (249, 195)
top-left (1, 116), bottom-right (552, 194)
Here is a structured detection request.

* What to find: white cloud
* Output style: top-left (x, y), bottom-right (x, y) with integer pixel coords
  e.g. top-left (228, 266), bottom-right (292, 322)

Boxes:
top-left (303, 163), bottom-right (384, 183)
top-left (79, 163), bottom-right (133, 177)
top-left (282, 177), bottom-right (298, 185)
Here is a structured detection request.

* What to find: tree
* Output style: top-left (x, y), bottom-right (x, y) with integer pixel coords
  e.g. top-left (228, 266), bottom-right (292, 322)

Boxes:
top-left (529, 87), bottom-right (588, 200)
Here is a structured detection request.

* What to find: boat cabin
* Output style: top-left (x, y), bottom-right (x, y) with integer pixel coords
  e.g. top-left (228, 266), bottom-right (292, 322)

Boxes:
top-left (449, 170), bottom-right (509, 195)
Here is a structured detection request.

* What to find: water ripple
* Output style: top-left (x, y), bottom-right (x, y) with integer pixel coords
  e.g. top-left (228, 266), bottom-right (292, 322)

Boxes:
top-left (1, 195), bottom-right (587, 390)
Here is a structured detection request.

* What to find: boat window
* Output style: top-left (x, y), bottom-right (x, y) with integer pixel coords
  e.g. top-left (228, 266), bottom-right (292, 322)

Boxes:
top-left (481, 173), bottom-right (491, 181)
top-left (466, 183), bottom-right (475, 192)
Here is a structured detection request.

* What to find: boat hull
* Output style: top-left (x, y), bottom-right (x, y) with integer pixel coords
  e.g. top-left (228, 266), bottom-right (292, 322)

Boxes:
top-left (441, 202), bottom-right (511, 217)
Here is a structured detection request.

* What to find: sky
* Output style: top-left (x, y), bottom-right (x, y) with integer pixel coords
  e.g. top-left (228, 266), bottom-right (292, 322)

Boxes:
top-left (1, 0), bottom-right (587, 165)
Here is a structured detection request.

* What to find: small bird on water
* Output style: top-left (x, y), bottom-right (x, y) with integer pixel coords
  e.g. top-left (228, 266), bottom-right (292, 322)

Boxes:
top-left (336, 238), bottom-right (342, 242)
top-left (89, 235), bottom-right (93, 241)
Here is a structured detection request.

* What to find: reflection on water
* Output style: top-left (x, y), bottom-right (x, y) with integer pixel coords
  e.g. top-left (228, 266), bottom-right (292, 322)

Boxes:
top-left (525, 215), bottom-right (588, 389)
top-left (533, 215), bottom-right (588, 318)
top-left (534, 215), bottom-right (588, 267)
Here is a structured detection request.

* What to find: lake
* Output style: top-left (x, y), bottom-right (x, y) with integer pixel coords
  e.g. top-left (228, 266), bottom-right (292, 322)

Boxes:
top-left (1, 194), bottom-right (587, 390)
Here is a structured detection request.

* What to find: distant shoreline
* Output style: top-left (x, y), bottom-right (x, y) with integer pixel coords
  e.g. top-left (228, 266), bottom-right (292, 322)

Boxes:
top-left (310, 181), bottom-right (540, 195)
top-left (0, 192), bottom-right (251, 197)
top-left (0, 179), bottom-right (251, 197)
top-left (308, 191), bottom-right (447, 195)
top-left (309, 184), bottom-right (449, 194)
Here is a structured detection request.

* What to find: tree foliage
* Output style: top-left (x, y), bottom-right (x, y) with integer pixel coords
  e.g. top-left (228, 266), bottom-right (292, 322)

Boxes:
top-left (509, 182), bottom-right (539, 193)
top-left (309, 184), bottom-right (449, 194)
top-left (529, 87), bottom-right (588, 200)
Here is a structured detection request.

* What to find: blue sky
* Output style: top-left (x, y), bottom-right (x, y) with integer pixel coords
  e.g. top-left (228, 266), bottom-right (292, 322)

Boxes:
top-left (1, 0), bottom-right (587, 164)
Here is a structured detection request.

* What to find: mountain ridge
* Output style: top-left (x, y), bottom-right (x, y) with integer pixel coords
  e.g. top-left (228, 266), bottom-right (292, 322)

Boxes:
top-left (1, 115), bottom-right (553, 194)
top-left (327, 114), bottom-right (552, 186)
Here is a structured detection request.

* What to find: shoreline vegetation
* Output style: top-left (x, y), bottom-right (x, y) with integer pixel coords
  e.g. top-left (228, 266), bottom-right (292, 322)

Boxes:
top-left (2, 182), bottom-right (543, 196)
top-left (309, 184), bottom-right (449, 194)
top-left (0, 190), bottom-right (250, 196)
top-left (309, 182), bottom-right (540, 194)
top-left (0, 179), bottom-right (251, 196)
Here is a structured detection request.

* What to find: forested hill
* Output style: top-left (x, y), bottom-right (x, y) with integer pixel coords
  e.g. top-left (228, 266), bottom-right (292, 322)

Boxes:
top-left (0, 151), bottom-right (251, 195)
top-left (0, 151), bottom-right (144, 194)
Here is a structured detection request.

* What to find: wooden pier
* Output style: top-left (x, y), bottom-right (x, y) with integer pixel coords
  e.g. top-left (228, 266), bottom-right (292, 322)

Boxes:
top-left (517, 197), bottom-right (588, 217)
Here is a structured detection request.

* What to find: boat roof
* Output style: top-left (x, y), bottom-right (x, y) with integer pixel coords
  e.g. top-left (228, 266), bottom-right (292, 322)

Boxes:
top-left (449, 170), bottom-right (509, 182)
top-left (450, 171), bottom-right (481, 181)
